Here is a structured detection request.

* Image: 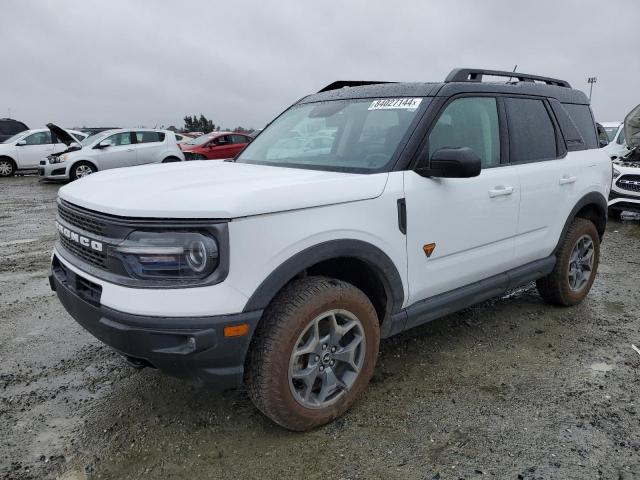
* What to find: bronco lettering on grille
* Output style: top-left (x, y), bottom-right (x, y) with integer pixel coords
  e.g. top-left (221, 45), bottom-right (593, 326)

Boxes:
top-left (55, 221), bottom-right (103, 252)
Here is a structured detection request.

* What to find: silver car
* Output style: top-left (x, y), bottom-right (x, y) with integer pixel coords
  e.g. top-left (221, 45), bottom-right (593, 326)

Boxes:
top-left (39, 127), bottom-right (185, 181)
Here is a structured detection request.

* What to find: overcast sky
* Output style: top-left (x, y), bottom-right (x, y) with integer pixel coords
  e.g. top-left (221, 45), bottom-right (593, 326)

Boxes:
top-left (2, 0), bottom-right (638, 130)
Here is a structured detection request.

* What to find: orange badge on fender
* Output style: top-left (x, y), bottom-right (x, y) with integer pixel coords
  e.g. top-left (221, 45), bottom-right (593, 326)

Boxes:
top-left (423, 243), bottom-right (436, 258)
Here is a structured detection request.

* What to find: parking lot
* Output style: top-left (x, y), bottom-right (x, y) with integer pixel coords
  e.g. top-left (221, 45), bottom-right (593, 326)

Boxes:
top-left (0, 174), bottom-right (638, 479)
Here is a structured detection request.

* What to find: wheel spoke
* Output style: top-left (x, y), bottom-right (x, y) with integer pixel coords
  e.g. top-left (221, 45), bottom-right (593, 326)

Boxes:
top-left (295, 318), bottom-right (320, 356)
top-left (334, 335), bottom-right (363, 372)
top-left (317, 367), bottom-right (345, 403)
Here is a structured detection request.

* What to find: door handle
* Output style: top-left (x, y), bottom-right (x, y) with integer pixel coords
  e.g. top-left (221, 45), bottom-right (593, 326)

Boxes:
top-left (559, 175), bottom-right (577, 185)
top-left (488, 186), bottom-right (514, 197)
top-left (126, 148), bottom-right (134, 152)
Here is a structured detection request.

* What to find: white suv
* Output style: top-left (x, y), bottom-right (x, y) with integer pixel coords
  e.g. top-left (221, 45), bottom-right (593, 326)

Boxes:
top-left (49, 68), bottom-right (611, 430)
top-left (39, 128), bottom-right (185, 181)
top-left (0, 126), bottom-right (87, 177)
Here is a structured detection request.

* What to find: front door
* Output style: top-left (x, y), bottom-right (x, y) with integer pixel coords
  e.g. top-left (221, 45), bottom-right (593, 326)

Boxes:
top-left (207, 135), bottom-right (238, 159)
top-left (16, 131), bottom-right (54, 168)
top-left (404, 96), bottom-right (520, 306)
top-left (95, 131), bottom-right (137, 170)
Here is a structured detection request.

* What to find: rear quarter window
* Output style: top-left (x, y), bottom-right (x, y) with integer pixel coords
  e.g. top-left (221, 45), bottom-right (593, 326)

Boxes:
top-left (561, 104), bottom-right (598, 149)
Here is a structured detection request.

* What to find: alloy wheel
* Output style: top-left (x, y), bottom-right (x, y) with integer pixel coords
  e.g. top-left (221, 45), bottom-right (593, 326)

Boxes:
top-left (568, 234), bottom-right (594, 292)
top-left (288, 309), bottom-right (365, 409)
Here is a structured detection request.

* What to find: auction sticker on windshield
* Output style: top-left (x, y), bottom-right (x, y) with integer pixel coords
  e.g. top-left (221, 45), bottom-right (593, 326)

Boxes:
top-left (368, 98), bottom-right (422, 111)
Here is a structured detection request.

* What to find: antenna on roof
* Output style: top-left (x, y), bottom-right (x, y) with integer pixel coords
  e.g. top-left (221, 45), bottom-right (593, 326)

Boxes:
top-left (506, 65), bottom-right (517, 83)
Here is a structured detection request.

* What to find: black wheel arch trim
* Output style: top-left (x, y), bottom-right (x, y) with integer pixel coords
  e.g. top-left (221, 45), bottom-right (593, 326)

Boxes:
top-left (554, 191), bottom-right (607, 254)
top-left (242, 239), bottom-right (405, 318)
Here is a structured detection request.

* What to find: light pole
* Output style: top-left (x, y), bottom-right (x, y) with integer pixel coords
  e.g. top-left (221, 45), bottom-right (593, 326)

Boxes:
top-left (587, 77), bottom-right (597, 102)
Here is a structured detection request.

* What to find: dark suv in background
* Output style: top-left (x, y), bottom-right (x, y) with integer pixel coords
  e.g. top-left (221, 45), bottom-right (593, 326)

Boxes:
top-left (0, 118), bottom-right (29, 143)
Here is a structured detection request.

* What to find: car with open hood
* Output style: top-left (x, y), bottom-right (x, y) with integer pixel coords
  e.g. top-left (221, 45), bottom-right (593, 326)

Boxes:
top-left (0, 125), bottom-right (87, 177)
top-left (39, 128), bottom-right (185, 181)
top-left (50, 68), bottom-right (611, 431)
top-left (609, 104), bottom-right (640, 218)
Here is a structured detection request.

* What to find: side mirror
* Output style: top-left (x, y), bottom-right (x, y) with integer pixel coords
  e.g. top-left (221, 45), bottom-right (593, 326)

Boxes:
top-left (95, 141), bottom-right (110, 149)
top-left (415, 147), bottom-right (482, 178)
top-left (599, 139), bottom-right (609, 148)
top-left (16, 140), bottom-right (26, 146)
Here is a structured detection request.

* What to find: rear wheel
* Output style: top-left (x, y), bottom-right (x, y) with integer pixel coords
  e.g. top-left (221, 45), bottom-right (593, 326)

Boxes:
top-left (70, 161), bottom-right (96, 181)
top-left (162, 156), bottom-right (181, 163)
top-left (0, 158), bottom-right (16, 177)
top-left (246, 277), bottom-right (379, 431)
top-left (537, 218), bottom-right (600, 306)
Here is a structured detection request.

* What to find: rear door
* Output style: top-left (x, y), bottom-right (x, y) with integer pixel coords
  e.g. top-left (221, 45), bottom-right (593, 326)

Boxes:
top-left (134, 131), bottom-right (166, 165)
top-left (94, 131), bottom-right (137, 170)
top-left (508, 97), bottom-right (578, 264)
top-left (404, 96), bottom-right (520, 305)
top-left (15, 131), bottom-right (54, 168)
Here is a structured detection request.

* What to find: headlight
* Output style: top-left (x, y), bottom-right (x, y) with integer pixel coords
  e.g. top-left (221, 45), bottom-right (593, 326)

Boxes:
top-left (49, 154), bottom-right (67, 164)
top-left (110, 231), bottom-right (219, 282)
top-left (612, 166), bottom-right (621, 179)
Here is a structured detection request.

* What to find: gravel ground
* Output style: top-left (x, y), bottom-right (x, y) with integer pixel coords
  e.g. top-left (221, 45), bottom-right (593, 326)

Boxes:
top-left (1, 175), bottom-right (640, 480)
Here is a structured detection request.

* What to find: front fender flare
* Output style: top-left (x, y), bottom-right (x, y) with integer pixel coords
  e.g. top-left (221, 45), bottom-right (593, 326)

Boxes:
top-left (242, 239), bottom-right (405, 315)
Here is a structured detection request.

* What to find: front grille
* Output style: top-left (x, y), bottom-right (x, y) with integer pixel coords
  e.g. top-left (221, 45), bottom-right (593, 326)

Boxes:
top-left (58, 201), bottom-right (107, 236)
top-left (59, 235), bottom-right (107, 269)
top-left (617, 175), bottom-right (640, 193)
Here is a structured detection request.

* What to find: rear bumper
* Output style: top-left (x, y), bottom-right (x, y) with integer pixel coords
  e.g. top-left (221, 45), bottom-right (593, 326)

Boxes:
top-left (49, 255), bottom-right (262, 389)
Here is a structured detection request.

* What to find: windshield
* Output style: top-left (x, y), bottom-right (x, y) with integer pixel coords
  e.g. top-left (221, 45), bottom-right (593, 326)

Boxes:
top-left (3, 131), bottom-right (28, 144)
top-left (236, 98), bottom-right (427, 172)
top-left (604, 126), bottom-right (619, 142)
top-left (186, 135), bottom-right (214, 146)
top-left (80, 131), bottom-right (111, 147)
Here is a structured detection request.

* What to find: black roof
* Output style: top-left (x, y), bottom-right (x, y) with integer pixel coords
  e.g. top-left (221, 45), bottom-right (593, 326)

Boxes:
top-left (301, 68), bottom-right (589, 106)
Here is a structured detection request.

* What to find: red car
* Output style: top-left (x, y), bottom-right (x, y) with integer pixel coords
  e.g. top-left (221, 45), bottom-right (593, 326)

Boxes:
top-left (180, 132), bottom-right (251, 160)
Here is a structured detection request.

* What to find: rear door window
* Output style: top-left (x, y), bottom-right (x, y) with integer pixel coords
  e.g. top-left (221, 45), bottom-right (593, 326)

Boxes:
top-left (505, 98), bottom-right (557, 163)
top-left (231, 134), bottom-right (249, 144)
top-left (562, 104), bottom-right (598, 149)
top-left (135, 131), bottom-right (165, 143)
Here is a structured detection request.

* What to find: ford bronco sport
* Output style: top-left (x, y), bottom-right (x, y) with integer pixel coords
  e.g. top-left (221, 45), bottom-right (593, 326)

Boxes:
top-left (50, 68), bottom-right (611, 431)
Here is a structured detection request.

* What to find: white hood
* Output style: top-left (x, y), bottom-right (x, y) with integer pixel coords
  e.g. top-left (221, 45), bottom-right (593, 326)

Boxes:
top-left (59, 161), bottom-right (388, 218)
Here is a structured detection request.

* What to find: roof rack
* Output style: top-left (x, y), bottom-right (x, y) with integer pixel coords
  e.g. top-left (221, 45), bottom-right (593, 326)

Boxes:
top-left (445, 68), bottom-right (571, 88)
top-left (318, 81), bottom-right (395, 93)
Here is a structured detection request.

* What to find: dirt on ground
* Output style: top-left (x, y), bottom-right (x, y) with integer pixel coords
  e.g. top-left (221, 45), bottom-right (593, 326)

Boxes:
top-left (1, 175), bottom-right (640, 480)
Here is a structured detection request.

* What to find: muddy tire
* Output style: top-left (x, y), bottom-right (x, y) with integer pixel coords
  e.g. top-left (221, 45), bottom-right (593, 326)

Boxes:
top-left (70, 161), bottom-right (96, 181)
top-left (0, 157), bottom-right (16, 177)
top-left (537, 218), bottom-right (600, 306)
top-left (245, 276), bottom-right (379, 431)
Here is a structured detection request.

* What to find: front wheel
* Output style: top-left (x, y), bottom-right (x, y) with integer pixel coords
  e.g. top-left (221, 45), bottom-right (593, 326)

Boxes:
top-left (70, 161), bottom-right (96, 181)
top-left (537, 218), bottom-right (600, 306)
top-left (246, 277), bottom-right (379, 431)
top-left (162, 156), bottom-right (181, 163)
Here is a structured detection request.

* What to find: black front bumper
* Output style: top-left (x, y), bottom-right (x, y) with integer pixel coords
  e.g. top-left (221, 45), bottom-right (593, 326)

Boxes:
top-left (49, 255), bottom-right (262, 389)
